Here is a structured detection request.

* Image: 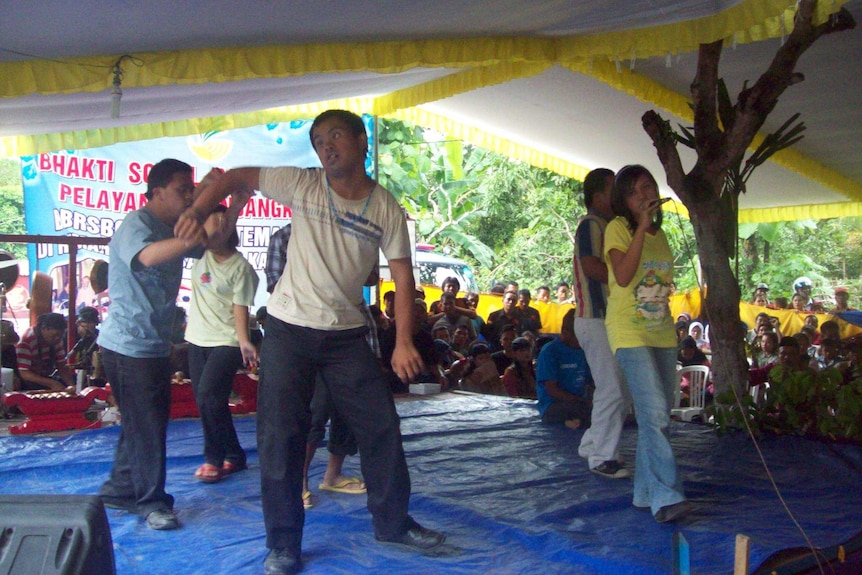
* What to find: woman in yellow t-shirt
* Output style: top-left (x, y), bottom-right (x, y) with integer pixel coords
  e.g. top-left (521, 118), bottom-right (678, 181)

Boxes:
top-left (604, 165), bottom-right (690, 523)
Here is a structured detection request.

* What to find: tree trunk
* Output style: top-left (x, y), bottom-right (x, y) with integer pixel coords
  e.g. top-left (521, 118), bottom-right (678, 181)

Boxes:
top-left (688, 194), bottom-right (750, 397)
top-left (641, 1), bottom-right (855, 400)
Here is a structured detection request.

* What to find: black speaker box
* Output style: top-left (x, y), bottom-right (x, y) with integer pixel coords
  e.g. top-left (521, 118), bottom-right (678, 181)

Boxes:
top-left (0, 495), bottom-right (116, 575)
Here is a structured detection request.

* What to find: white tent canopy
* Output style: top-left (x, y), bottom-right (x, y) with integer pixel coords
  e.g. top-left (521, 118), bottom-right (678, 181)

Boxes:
top-left (1, 0), bottom-right (860, 222)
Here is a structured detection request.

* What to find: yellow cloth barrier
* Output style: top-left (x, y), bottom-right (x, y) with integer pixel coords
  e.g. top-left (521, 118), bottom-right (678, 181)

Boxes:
top-left (379, 281), bottom-right (861, 340)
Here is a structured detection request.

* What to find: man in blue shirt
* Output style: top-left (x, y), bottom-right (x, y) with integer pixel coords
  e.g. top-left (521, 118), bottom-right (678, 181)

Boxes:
top-left (97, 159), bottom-right (207, 531)
top-left (535, 309), bottom-right (592, 429)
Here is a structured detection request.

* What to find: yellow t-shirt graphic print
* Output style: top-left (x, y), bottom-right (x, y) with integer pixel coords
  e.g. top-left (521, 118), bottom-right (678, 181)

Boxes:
top-left (604, 218), bottom-right (677, 353)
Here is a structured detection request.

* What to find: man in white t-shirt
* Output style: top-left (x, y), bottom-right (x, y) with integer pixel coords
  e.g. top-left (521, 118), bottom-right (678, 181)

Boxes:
top-left (176, 110), bottom-right (445, 575)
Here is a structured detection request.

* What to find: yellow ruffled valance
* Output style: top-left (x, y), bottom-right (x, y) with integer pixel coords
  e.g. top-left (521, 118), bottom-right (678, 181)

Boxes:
top-left (1, 0), bottom-right (855, 222)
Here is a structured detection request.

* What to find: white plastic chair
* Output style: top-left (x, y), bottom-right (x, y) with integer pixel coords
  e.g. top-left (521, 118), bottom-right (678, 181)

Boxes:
top-left (671, 365), bottom-right (710, 422)
top-left (748, 381), bottom-right (768, 408)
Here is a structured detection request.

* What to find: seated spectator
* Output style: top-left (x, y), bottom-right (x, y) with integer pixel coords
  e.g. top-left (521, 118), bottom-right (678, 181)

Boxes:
top-left (449, 342), bottom-right (506, 395)
top-left (773, 296), bottom-right (789, 310)
top-left (1, 319), bottom-right (22, 391)
top-left (803, 314), bottom-right (821, 344)
top-left (431, 321), bottom-right (452, 344)
top-left (675, 320), bottom-right (689, 343)
top-left (677, 336), bottom-right (712, 404)
top-left (519, 330), bottom-right (538, 359)
top-left (555, 281), bottom-right (572, 304)
top-left (502, 337), bottom-right (536, 398)
top-left (484, 290), bottom-right (521, 350)
top-left (791, 293), bottom-right (807, 313)
top-left (428, 292), bottom-right (477, 340)
top-left (688, 321), bottom-right (709, 351)
top-left (820, 320), bottom-right (841, 343)
top-left (368, 304), bottom-right (390, 334)
top-left (451, 324), bottom-right (473, 357)
top-left (753, 332), bottom-right (780, 368)
top-left (535, 285), bottom-right (551, 303)
top-left (16, 312), bottom-right (75, 392)
top-left (67, 306), bottom-right (100, 367)
top-left (491, 324), bottom-right (517, 375)
top-left (429, 276), bottom-right (474, 316)
top-left (793, 331), bottom-right (814, 361)
top-left (833, 286), bottom-right (853, 312)
top-left (749, 336), bottom-right (811, 390)
top-left (68, 305), bottom-right (105, 386)
top-left (767, 336), bottom-right (841, 433)
top-left (535, 310), bottom-right (592, 429)
top-left (836, 340), bottom-right (860, 385)
top-left (464, 291), bottom-right (486, 342)
top-left (677, 336), bottom-right (709, 367)
top-left (379, 299), bottom-right (440, 393)
top-left (810, 338), bottom-right (843, 373)
top-left (516, 289), bottom-right (542, 334)
top-left (747, 312), bottom-right (771, 345)
top-left (381, 290), bottom-right (396, 321)
top-left (250, 305), bottom-right (267, 350)
top-left (751, 283), bottom-right (770, 307)
top-left (770, 336), bottom-right (811, 377)
top-left (751, 320), bottom-right (781, 360)
top-left (433, 339), bottom-right (462, 389)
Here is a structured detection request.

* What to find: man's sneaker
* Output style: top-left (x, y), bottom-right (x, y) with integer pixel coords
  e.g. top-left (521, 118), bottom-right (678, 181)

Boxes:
top-left (145, 508), bottom-right (179, 530)
top-left (263, 548), bottom-right (303, 575)
top-left (590, 460), bottom-right (632, 479)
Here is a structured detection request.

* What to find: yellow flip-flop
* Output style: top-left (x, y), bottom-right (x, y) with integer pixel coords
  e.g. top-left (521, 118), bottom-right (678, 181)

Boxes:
top-left (318, 477), bottom-right (367, 494)
top-left (302, 490), bottom-right (314, 510)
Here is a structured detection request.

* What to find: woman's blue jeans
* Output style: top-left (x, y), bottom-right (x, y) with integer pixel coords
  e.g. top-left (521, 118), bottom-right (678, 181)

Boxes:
top-left (615, 346), bottom-right (685, 514)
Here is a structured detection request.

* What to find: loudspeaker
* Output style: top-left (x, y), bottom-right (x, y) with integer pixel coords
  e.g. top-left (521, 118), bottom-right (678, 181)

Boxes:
top-left (0, 495), bottom-right (116, 575)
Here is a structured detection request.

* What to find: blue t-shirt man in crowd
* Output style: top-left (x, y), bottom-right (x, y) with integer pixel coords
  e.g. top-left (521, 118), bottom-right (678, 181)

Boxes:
top-left (536, 308), bottom-right (592, 429)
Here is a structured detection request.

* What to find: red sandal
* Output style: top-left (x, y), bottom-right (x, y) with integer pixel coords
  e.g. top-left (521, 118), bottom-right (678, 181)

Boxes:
top-left (194, 463), bottom-right (223, 483)
top-left (221, 461), bottom-right (247, 476)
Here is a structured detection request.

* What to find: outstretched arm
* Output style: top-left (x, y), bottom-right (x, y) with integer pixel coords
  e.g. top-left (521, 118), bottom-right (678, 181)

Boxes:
top-left (175, 168), bottom-right (261, 241)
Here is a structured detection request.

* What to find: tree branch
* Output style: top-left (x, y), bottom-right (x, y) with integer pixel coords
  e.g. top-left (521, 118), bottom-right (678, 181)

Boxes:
top-left (642, 110), bottom-right (686, 198)
top-left (722, 2), bottom-right (855, 170)
top-left (692, 40), bottom-right (724, 156)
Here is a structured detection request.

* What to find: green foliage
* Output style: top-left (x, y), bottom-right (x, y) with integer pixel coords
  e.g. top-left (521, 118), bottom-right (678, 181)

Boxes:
top-left (0, 158), bottom-right (26, 260)
top-left (377, 119), bottom-right (589, 289)
top-left (469, 166), bottom-right (583, 289)
top-left (708, 366), bottom-right (862, 443)
top-left (378, 118), bottom-right (736, 293)
top-left (737, 219), bottom-right (859, 301)
top-left (377, 120), bottom-right (498, 268)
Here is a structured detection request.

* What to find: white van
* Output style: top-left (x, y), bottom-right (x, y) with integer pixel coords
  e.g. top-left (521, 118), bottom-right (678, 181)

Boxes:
top-left (414, 245), bottom-right (478, 292)
top-left (378, 242), bottom-right (478, 293)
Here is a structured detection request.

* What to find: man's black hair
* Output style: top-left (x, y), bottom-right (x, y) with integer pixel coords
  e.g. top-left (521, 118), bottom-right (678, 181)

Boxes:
top-left (583, 167), bottom-right (614, 209)
top-left (441, 276), bottom-right (461, 291)
top-left (145, 158), bottom-right (193, 201)
top-left (561, 308), bottom-right (576, 333)
top-left (37, 312), bottom-right (66, 331)
top-left (309, 109), bottom-right (367, 149)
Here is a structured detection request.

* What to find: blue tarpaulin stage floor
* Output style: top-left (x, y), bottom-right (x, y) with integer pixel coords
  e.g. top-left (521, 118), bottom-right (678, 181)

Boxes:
top-left (1, 392), bottom-right (861, 575)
